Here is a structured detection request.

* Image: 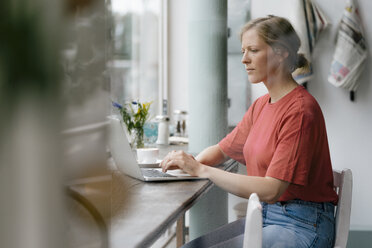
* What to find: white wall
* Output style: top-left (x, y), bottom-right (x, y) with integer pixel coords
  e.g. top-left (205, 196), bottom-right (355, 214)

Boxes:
top-left (311, 0), bottom-right (372, 230)
top-left (250, 0), bottom-right (372, 230)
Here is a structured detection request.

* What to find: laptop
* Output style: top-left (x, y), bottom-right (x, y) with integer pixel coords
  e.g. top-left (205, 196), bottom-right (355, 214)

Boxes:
top-left (107, 116), bottom-right (205, 181)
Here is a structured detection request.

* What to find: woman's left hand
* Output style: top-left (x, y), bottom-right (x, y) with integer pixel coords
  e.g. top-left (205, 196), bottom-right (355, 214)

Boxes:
top-left (160, 150), bottom-right (204, 177)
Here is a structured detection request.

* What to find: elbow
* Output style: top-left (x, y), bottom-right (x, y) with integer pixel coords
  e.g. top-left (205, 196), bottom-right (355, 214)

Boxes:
top-left (260, 177), bottom-right (289, 204)
top-left (216, 144), bottom-right (228, 160)
top-left (261, 189), bottom-right (282, 204)
top-left (265, 196), bottom-right (280, 204)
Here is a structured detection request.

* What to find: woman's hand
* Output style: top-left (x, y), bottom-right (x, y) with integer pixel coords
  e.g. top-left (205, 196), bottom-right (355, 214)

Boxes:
top-left (160, 150), bottom-right (205, 177)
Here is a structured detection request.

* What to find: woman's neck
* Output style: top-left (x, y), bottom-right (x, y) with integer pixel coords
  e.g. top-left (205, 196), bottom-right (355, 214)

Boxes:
top-left (264, 73), bottom-right (299, 103)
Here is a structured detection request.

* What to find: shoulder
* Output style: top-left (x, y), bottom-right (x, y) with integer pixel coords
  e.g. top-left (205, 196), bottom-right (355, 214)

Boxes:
top-left (249, 93), bottom-right (270, 114)
top-left (256, 93), bottom-right (270, 105)
top-left (294, 86), bottom-right (321, 114)
top-left (285, 86), bottom-right (324, 126)
top-left (239, 93), bottom-right (269, 125)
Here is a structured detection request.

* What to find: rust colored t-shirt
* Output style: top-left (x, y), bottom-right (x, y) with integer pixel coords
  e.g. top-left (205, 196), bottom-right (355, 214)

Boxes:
top-left (219, 86), bottom-right (338, 204)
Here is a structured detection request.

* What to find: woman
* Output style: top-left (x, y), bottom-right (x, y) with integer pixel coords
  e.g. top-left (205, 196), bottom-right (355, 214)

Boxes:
top-left (160, 15), bottom-right (338, 248)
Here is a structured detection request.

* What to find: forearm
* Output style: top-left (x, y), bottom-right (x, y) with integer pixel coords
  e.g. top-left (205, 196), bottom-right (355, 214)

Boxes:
top-left (160, 146), bottom-right (287, 202)
top-left (195, 144), bottom-right (229, 166)
top-left (198, 165), bottom-right (289, 203)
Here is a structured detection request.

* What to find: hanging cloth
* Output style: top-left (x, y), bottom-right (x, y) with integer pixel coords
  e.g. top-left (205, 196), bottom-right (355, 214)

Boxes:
top-left (250, 0), bottom-right (330, 84)
top-left (295, 0), bottom-right (330, 84)
top-left (328, 0), bottom-right (367, 101)
top-left (303, 0), bottom-right (330, 54)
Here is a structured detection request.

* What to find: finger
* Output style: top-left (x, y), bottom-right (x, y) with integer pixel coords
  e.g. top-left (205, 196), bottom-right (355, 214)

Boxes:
top-left (188, 154), bottom-right (196, 160)
top-left (160, 151), bottom-right (186, 169)
top-left (160, 155), bottom-right (169, 166)
top-left (176, 150), bottom-right (186, 156)
top-left (162, 159), bottom-right (184, 172)
top-left (159, 158), bottom-right (165, 167)
top-left (164, 165), bottom-right (179, 171)
top-left (160, 158), bottom-right (171, 169)
top-left (160, 151), bottom-right (174, 167)
top-left (162, 159), bottom-right (173, 172)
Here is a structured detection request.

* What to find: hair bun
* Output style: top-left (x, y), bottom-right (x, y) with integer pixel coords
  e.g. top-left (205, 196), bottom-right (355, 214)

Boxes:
top-left (296, 53), bottom-right (309, 69)
top-left (292, 53), bottom-right (311, 76)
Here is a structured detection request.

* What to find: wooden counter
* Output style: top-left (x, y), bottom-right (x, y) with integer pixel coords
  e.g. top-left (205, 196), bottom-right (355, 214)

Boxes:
top-left (66, 144), bottom-right (238, 248)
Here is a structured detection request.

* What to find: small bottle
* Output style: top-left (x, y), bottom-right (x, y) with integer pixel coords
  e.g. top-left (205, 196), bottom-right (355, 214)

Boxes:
top-left (173, 110), bottom-right (188, 137)
top-left (156, 115), bottom-right (170, 145)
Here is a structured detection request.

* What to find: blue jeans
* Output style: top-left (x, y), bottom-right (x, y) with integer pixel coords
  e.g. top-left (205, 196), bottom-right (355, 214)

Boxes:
top-left (182, 199), bottom-right (335, 248)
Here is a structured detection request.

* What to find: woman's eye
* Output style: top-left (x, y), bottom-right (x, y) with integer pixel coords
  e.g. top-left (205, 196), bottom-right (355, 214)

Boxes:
top-left (242, 48), bottom-right (258, 54)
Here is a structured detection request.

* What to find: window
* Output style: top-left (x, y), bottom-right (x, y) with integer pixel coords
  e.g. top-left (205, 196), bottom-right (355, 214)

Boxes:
top-left (109, 0), bottom-right (164, 117)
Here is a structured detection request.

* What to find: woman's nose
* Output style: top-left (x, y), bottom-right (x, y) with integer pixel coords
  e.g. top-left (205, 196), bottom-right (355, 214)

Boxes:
top-left (241, 53), bottom-right (250, 64)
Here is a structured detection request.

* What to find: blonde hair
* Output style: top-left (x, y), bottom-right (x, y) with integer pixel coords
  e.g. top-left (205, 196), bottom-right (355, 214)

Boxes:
top-left (240, 15), bottom-right (310, 74)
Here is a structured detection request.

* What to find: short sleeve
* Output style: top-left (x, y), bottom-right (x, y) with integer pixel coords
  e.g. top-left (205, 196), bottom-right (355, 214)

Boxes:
top-left (266, 107), bottom-right (318, 186)
top-left (218, 104), bottom-right (254, 165)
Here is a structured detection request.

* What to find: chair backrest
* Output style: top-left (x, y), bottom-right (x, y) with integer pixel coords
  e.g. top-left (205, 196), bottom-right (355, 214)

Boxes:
top-left (333, 169), bottom-right (353, 248)
top-left (243, 193), bottom-right (262, 248)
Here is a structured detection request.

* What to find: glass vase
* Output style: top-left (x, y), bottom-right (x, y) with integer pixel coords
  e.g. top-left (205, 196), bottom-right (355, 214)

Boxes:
top-left (132, 128), bottom-right (145, 149)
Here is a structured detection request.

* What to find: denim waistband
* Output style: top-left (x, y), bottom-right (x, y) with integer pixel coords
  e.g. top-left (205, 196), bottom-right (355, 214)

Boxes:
top-left (277, 199), bottom-right (335, 213)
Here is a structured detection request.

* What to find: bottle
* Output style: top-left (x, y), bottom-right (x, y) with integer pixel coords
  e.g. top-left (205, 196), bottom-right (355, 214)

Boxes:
top-left (156, 115), bottom-right (170, 145)
top-left (173, 110), bottom-right (188, 137)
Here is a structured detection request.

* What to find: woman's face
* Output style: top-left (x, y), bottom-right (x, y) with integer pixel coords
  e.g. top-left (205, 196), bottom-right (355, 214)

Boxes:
top-left (241, 28), bottom-right (280, 84)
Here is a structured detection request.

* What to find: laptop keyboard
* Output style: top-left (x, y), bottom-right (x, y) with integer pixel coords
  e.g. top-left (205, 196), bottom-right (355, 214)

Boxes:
top-left (142, 169), bottom-right (177, 178)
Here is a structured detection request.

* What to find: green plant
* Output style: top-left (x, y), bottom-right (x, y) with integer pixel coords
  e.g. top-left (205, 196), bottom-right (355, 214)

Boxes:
top-left (112, 100), bottom-right (152, 148)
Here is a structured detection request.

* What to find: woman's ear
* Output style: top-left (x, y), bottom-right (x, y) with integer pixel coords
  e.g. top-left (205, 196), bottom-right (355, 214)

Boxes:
top-left (273, 47), bottom-right (289, 62)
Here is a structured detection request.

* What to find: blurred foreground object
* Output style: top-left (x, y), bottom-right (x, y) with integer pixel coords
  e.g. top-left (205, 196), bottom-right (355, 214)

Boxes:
top-left (0, 0), bottom-right (113, 247)
top-left (61, 0), bottom-right (112, 247)
top-left (0, 0), bottom-right (64, 247)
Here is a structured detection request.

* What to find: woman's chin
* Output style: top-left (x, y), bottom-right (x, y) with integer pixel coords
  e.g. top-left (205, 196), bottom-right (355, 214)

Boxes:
top-left (248, 78), bottom-right (263, 84)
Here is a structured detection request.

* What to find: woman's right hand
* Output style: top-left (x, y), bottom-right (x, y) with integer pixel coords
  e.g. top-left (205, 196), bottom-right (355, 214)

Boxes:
top-left (159, 150), bottom-right (206, 177)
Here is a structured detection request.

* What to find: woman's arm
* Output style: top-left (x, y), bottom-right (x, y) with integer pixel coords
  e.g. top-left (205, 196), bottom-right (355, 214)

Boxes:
top-left (160, 150), bottom-right (289, 203)
top-left (199, 165), bottom-right (289, 203)
top-left (195, 144), bottom-right (229, 166)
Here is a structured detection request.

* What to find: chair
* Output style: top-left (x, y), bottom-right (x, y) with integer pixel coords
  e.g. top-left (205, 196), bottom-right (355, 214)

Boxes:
top-left (243, 193), bottom-right (262, 248)
top-left (333, 168), bottom-right (353, 248)
top-left (242, 168), bottom-right (353, 248)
